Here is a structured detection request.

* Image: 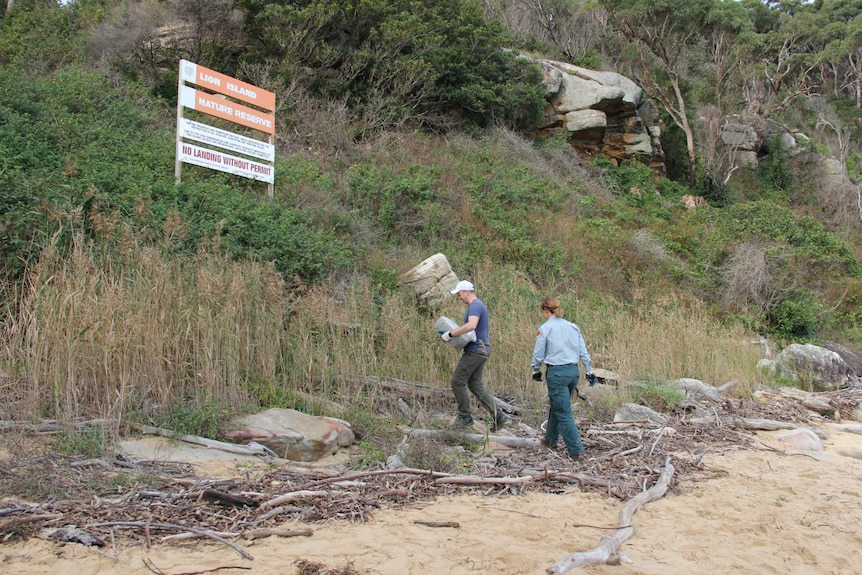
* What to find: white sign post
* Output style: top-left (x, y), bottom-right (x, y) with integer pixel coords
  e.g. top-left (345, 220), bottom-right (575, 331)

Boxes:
top-left (175, 60), bottom-right (276, 198)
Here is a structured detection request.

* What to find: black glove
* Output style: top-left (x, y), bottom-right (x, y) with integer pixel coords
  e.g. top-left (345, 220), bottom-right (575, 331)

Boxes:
top-left (532, 371), bottom-right (543, 382)
top-left (586, 373), bottom-right (597, 387)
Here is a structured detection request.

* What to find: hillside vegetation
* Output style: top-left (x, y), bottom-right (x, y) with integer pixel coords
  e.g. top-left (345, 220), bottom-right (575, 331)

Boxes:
top-left (1, 0), bottom-right (861, 450)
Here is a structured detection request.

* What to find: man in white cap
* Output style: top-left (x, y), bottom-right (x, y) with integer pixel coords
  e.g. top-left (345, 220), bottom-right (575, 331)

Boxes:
top-left (440, 280), bottom-right (508, 431)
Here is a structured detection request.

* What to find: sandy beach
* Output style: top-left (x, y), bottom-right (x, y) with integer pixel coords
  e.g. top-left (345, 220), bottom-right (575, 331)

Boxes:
top-left (2, 425), bottom-right (861, 575)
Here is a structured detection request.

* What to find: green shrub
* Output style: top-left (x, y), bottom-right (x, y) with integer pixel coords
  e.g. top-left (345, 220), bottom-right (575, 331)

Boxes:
top-left (152, 397), bottom-right (231, 438)
top-left (766, 292), bottom-right (822, 341)
top-left (56, 426), bottom-right (108, 459)
top-left (634, 384), bottom-right (685, 413)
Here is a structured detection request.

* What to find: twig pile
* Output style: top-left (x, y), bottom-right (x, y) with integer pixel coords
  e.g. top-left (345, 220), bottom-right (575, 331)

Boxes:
top-left (1, 389), bottom-right (857, 553)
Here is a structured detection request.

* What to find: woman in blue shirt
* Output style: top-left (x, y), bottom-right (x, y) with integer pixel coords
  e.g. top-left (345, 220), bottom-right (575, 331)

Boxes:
top-left (530, 297), bottom-right (596, 459)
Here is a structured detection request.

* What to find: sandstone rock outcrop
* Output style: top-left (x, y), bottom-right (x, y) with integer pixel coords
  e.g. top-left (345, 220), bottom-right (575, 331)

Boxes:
top-left (536, 59), bottom-right (665, 173)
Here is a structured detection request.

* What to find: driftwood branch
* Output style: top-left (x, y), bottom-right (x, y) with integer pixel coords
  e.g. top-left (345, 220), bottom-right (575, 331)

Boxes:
top-left (243, 526), bottom-right (313, 540)
top-left (130, 424), bottom-right (276, 457)
top-left (546, 457), bottom-right (676, 574)
top-left (297, 467), bottom-right (453, 491)
top-left (415, 521), bottom-right (459, 528)
top-left (257, 490), bottom-right (329, 513)
top-left (87, 521), bottom-right (253, 561)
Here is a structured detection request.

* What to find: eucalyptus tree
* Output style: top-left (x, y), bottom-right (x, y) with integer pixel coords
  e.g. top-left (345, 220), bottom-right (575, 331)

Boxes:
top-left (600, 0), bottom-right (716, 188)
top-left (481, 0), bottom-right (610, 64)
top-left (819, 0), bottom-right (862, 107)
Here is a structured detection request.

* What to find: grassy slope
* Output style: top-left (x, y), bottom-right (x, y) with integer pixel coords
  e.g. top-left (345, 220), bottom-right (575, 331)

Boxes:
top-left (1, 3), bottom-right (860, 443)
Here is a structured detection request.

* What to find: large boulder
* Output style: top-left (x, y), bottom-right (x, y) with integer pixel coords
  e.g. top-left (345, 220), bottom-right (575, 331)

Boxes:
top-left (225, 408), bottom-right (355, 462)
top-left (818, 341), bottom-right (862, 377)
top-left (759, 343), bottom-right (857, 392)
top-left (401, 253), bottom-right (458, 309)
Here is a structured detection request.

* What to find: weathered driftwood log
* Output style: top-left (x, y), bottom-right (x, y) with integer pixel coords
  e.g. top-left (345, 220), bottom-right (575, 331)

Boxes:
top-left (401, 427), bottom-right (541, 448)
top-left (671, 378), bottom-right (725, 403)
top-left (131, 423), bottom-right (276, 457)
top-left (346, 375), bottom-right (446, 400)
top-left (546, 458), bottom-right (676, 574)
top-left (688, 416), bottom-right (829, 438)
top-left (0, 418), bottom-right (115, 432)
top-left (756, 386), bottom-right (836, 417)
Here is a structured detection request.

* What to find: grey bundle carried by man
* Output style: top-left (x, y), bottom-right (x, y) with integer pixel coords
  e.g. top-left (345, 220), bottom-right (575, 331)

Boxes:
top-left (440, 280), bottom-right (508, 432)
top-left (530, 296), bottom-right (596, 459)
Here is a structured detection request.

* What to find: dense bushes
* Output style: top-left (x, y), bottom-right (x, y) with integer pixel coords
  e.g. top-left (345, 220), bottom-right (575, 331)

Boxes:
top-left (236, 0), bottom-right (546, 134)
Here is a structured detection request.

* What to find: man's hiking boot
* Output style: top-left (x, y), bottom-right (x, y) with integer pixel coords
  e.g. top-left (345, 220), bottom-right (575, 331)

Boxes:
top-left (490, 410), bottom-right (509, 433)
top-left (540, 438), bottom-right (557, 449)
top-left (452, 417), bottom-right (474, 430)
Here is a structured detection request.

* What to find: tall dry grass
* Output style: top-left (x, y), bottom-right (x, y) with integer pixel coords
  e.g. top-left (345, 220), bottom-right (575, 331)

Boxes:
top-left (1, 233), bottom-right (288, 431)
top-left (1, 236), bottom-right (764, 433)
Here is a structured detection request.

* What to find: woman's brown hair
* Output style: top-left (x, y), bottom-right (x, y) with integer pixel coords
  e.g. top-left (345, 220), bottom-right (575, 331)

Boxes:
top-left (541, 297), bottom-right (564, 318)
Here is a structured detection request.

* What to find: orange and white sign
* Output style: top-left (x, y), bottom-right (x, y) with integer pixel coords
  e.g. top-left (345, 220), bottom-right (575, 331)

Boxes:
top-left (179, 59), bottom-right (275, 111)
top-left (175, 60), bottom-right (276, 192)
top-left (180, 86), bottom-right (275, 135)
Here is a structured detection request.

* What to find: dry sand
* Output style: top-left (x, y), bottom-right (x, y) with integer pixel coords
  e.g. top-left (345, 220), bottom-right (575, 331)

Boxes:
top-left (3, 428), bottom-right (861, 575)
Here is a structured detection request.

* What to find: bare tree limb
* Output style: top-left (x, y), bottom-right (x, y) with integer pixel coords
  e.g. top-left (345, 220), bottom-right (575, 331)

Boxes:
top-left (546, 457), bottom-right (676, 574)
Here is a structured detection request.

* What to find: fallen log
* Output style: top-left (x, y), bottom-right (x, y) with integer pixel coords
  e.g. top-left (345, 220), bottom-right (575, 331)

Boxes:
top-left (546, 457), bottom-right (676, 574)
top-left (415, 521), bottom-right (459, 528)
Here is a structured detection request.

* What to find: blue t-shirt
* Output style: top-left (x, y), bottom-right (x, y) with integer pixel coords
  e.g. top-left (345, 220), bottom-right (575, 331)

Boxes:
top-left (463, 298), bottom-right (491, 355)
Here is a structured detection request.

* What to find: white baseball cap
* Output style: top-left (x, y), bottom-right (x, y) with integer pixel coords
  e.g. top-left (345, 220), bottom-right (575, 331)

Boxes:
top-left (450, 280), bottom-right (475, 294)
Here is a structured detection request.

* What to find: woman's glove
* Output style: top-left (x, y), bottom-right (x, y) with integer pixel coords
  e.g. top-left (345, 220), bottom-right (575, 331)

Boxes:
top-left (532, 371), bottom-right (543, 382)
top-left (586, 372), bottom-right (597, 387)
top-left (440, 331), bottom-right (453, 342)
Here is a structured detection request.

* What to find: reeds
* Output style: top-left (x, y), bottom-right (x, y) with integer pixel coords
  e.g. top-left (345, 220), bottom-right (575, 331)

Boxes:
top-left (1, 238), bottom-right (763, 431)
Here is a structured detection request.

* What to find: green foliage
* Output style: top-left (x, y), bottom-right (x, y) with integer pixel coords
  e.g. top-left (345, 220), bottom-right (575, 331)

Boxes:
top-left (153, 398), bottom-right (231, 438)
top-left (685, 199), bottom-right (859, 277)
top-left (344, 163), bottom-right (439, 239)
top-left (236, 0), bottom-right (546, 133)
top-left (766, 290), bottom-right (822, 340)
top-left (349, 439), bottom-right (386, 469)
top-left (402, 436), bottom-right (473, 473)
top-left (0, 2), bottom-right (85, 72)
top-left (56, 426), bottom-right (108, 458)
top-left (759, 136), bottom-right (794, 195)
top-left (634, 384), bottom-right (685, 413)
